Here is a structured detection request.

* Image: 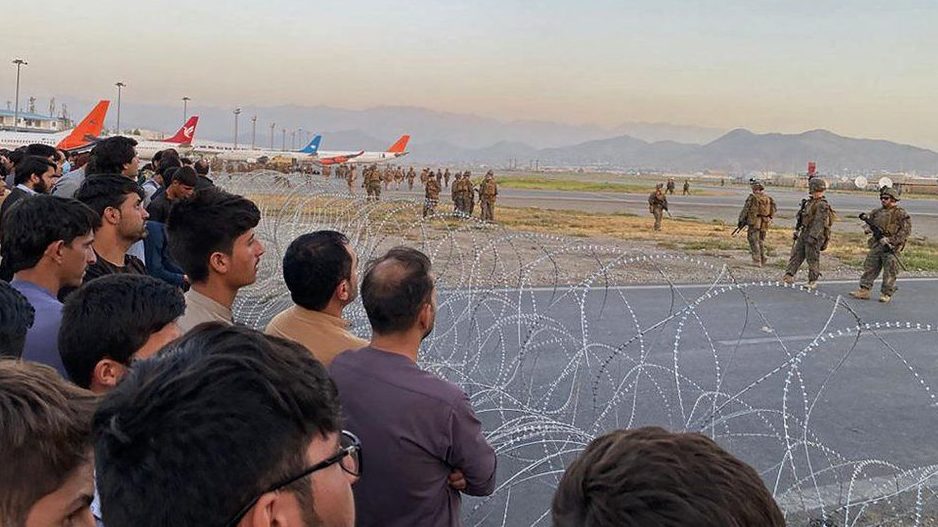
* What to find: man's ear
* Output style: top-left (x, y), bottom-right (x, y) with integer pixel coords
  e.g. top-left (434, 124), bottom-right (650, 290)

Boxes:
top-left (336, 279), bottom-right (350, 303)
top-left (103, 205), bottom-right (121, 226)
top-left (209, 251), bottom-right (229, 275)
top-left (45, 239), bottom-right (67, 263)
top-left (92, 358), bottom-right (127, 390)
top-left (243, 491), bottom-right (288, 527)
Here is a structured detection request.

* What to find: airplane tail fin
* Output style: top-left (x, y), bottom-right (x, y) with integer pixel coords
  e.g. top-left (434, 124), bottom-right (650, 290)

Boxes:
top-left (298, 134), bottom-right (322, 154)
top-left (387, 134), bottom-right (410, 153)
top-left (56, 100), bottom-right (110, 150)
top-left (162, 116), bottom-right (199, 144)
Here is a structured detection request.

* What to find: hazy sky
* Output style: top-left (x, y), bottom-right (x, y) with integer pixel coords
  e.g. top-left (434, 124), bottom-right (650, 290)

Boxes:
top-left (3, 0), bottom-right (937, 147)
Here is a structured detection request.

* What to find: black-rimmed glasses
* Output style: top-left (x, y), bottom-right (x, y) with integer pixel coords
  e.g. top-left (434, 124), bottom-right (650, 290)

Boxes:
top-left (223, 430), bottom-right (362, 527)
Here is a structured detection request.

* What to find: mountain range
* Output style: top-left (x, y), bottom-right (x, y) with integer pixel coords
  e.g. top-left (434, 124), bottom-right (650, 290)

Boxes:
top-left (55, 99), bottom-right (938, 173)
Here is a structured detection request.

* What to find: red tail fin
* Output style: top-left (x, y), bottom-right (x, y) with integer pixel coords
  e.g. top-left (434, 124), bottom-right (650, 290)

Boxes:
top-left (162, 116), bottom-right (199, 144)
top-left (387, 134), bottom-right (410, 153)
top-left (56, 100), bottom-right (109, 150)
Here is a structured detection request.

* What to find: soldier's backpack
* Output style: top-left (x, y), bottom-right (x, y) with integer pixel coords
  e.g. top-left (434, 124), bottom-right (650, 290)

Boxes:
top-left (755, 194), bottom-right (772, 217)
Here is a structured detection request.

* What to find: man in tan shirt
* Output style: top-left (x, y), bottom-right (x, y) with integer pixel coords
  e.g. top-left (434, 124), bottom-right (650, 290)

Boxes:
top-left (266, 231), bottom-right (367, 365)
top-left (166, 189), bottom-right (264, 333)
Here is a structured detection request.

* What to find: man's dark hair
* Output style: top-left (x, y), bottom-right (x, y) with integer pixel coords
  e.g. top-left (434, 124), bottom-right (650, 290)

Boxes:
top-left (551, 427), bottom-right (785, 527)
top-left (361, 246), bottom-right (433, 334)
top-left (170, 166), bottom-right (197, 187)
top-left (0, 281), bottom-right (35, 358)
top-left (8, 149), bottom-right (25, 168)
top-left (0, 359), bottom-right (97, 527)
top-left (152, 150), bottom-right (164, 165)
top-left (87, 136), bottom-right (137, 175)
top-left (13, 156), bottom-right (57, 185)
top-left (162, 166), bottom-right (179, 185)
top-left (59, 274), bottom-right (185, 389)
top-left (74, 174), bottom-right (144, 218)
top-left (180, 157), bottom-right (193, 166)
top-left (166, 189), bottom-right (260, 282)
top-left (93, 324), bottom-right (341, 527)
top-left (159, 152), bottom-right (181, 176)
top-left (283, 231), bottom-right (352, 311)
top-left (0, 196), bottom-right (99, 275)
top-left (24, 143), bottom-right (57, 160)
top-left (194, 158), bottom-right (210, 175)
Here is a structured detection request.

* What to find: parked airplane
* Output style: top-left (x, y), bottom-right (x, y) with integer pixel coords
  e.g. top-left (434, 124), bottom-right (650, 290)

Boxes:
top-left (0, 100), bottom-right (110, 151)
top-left (314, 135), bottom-right (410, 166)
top-left (197, 134), bottom-right (322, 162)
top-left (132, 116), bottom-right (200, 159)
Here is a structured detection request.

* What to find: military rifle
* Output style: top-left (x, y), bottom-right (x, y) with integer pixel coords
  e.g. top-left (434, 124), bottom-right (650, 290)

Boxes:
top-left (731, 223), bottom-right (746, 237)
top-left (859, 212), bottom-right (907, 270)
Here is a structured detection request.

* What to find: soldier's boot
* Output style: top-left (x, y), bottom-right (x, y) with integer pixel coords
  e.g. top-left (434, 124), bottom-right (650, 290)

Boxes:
top-left (849, 288), bottom-right (871, 300)
top-left (760, 255), bottom-right (768, 266)
top-left (879, 294), bottom-right (892, 303)
top-left (804, 281), bottom-right (818, 291)
top-left (782, 274), bottom-right (795, 285)
top-left (751, 257), bottom-right (762, 267)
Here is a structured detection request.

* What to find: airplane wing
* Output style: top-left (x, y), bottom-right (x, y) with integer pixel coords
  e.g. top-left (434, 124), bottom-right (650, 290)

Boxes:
top-left (313, 151), bottom-right (365, 166)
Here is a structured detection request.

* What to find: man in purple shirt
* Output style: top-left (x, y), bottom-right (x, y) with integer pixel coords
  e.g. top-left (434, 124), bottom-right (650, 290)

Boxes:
top-left (329, 247), bottom-right (497, 527)
top-left (0, 195), bottom-right (99, 375)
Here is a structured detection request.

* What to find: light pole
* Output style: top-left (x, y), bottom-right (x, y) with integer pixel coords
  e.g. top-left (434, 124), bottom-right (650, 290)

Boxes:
top-left (298, 128), bottom-right (304, 149)
top-left (281, 128), bottom-right (286, 151)
top-left (269, 123), bottom-right (275, 150)
top-left (182, 96), bottom-right (190, 121)
top-left (12, 59), bottom-right (27, 132)
top-left (291, 129), bottom-right (296, 150)
top-left (233, 107), bottom-right (241, 149)
top-left (251, 115), bottom-right (257, 149)
top-left (114, 82), bottom-right (126, 134)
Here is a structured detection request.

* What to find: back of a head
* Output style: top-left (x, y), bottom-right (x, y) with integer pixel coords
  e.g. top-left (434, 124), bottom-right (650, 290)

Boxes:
top-left (24, 143), bottom-right (57, 160)
top-left (552, 427), bottom-right (785, 527)
top-left (283, 231), bottom-right (352, 311)
top-left (165, 188), bottom-right (260, 282)
top-left (193, 158), bottom-right (210, 176)
top-left (0, 281), bottom-right (35, 358)
top-left (13, 156), bottom-right (56, 186)
top-left (94, 324), bottom-right (341, 527)
top-left (170, 166), bottom-right (197, 188)
top-left (87, 136), bottom-right (138, 176)
top-left (0, 359), bottom-right (97, 526)
top-left (0, 196), bottom-right (100, 276)
top-left (361, 246), bottom-right (433, 334)
top-left (59, 274), bottom-right (185, 389)
top-left (74, 174), bottom-right (143, 218)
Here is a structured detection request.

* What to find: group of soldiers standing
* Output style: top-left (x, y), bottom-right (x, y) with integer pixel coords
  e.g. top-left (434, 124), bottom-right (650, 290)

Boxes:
top-left (648, 176), bottom-right (913, 303)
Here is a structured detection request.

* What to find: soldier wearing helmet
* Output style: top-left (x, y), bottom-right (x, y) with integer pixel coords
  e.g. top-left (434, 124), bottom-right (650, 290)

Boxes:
top-left (849, 186), bottom-right (912, 303)
top-left (783, 178), bottom-right (834, 289)
top-left (737, 179), bottom-right (776, 267)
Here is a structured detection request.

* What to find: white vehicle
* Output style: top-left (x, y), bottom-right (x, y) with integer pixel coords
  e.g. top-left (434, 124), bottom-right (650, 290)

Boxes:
top-left (0, 100), bottom-right (109, 151)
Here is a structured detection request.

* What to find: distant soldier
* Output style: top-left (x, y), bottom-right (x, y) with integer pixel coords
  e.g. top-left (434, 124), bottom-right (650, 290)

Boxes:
top-left (443, 168), bottom-right (451, 188)
top-left (420, 168), bottom-right (430, 185)
top-left (849, 187), bottom-right (912, 303)
top-left (666, 178), bottom-right (676, 195)
top-left (465, 171), bottom-right (476, 216)
top-left (737, 179), bottom-right (777, 267)
top-left (479, 170), bottom-right (498, 222)
top-left (648, 183), bottom-right (669, 231)
top-left (423, 173), bottom-right (441, 218)
top-left (407, 167), bottom-right (416, 190)
top-left (721, 178), bottom-right (725, 187)
top-left (783, 178), bottom-right (834, 289)
top-left (452, 172), bottom-right (463, 213)
top-left (682, 179), bottom-right (690, 195)
top-left (364, 164), bottom-right (382, 201)
top-left (345, 165), bottom-right (356, 195)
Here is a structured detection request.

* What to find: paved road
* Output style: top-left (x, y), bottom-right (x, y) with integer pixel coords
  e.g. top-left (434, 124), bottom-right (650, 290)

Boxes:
top-left (374, 183), bottom-right (938, 240)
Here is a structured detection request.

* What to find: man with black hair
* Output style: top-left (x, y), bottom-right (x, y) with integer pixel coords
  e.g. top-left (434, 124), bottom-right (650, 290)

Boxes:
top-left (0, 156), bottom-right (58, 222)
top-left (75, 175), bottom-right (148, 281)
top-left (24, 143), bottom-right (58, 163)
top-left (59, 274), bottom-right (184, 392)
top-left (94, 323), bottom-right (358, 527)
top-left (193, 158), bottom-right (215, 189)
top-left (0, 196), bottom-right (98, 374)
top-left (0, 360), bottom-right (98, 527)
top-left (167, 188), bottom-right (264, 332)
top-left (266, 231), bottom-right (367, 365)
top-left (146, 165), bottom-right (196, 223)
top-left (329, 247), bottom-right (496, 527)
top-left (86, 136), bottom-right (139, 178)
top-left (551, 426), bottom-right (785, 527)
top-left (0, 281), bottom-right (35, 358)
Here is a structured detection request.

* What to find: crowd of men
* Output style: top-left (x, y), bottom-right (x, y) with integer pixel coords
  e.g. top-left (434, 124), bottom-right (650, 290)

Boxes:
top-left (0, 139), bottom-right (795, 526)
top-left (649, 175), bottom-right (913, 302)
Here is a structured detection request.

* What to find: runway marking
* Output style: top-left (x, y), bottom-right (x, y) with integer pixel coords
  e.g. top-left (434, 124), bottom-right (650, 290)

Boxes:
top-left (508, 277), bottom-right (938, 293)
top-left (717, 326), bottom-right (925, 347)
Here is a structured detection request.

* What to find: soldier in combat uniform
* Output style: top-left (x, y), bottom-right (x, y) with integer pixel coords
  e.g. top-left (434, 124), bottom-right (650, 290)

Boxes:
top-left (423, 172), bottom-right (442, 218)
top-left (849, 186), bottom-right (912, 303)
top-left (682, 179), bottom-right (690, 195)
top-left (737, 179), bottom-right (777, 267)
top-left (648, 183), bottom-right (668, 231)
top-left (479, 170), bottom-right (498, 222)
top-left (666, 178), bottom-right (676, 195)
top-left (783, 178), bottom-right (833, 289)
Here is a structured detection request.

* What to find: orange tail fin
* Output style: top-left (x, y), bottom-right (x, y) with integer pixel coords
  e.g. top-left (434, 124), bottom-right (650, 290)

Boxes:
top-left (56, 100), bottom-right (110, 150)
top-left (387, 134), bottom-right (410, 153)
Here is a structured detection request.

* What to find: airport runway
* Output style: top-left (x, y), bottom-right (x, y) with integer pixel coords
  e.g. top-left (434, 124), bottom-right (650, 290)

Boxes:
top-left (377, 183), bottom-right (938, 240)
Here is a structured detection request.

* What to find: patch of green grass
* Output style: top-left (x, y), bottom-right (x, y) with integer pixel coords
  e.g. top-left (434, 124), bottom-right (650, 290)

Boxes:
top-left (680, 239), bottom-right (745, 251)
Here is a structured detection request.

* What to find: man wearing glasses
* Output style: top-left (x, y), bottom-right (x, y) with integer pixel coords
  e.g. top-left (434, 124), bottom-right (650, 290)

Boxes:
top-left (93, 324), bottom-right (359, 527)
top-left (850, 186), bottom-right (912, 303)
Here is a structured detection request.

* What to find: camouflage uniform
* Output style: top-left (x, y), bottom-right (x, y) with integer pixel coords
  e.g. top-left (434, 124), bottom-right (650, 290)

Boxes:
top-left (850, 187), bottom-right (912, 301)
top-left (479, 171), bottom-right (498, 222)
top-left (345, 165), bottom-right (356, 194)
top-left (466, 172), bottom-right (476, 216)
top-left (666, 178), bottom-right (675, 195)
top-left (443, 169), bottom-right (451, 188)
top-left (407, 167), bottom-right (416, 190)
top-left (784, 178), bottom-right (833, 287)
top-left (423, 176), bottom-right (441, 218)
top-left (737, 180), bottom-right (776, 266)
top-left (682, 180), bottom-right (690, 195)
top-left (364, 165), bottom-right (382, 201)
top-left (648, 185), bottom-right (668, 231)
